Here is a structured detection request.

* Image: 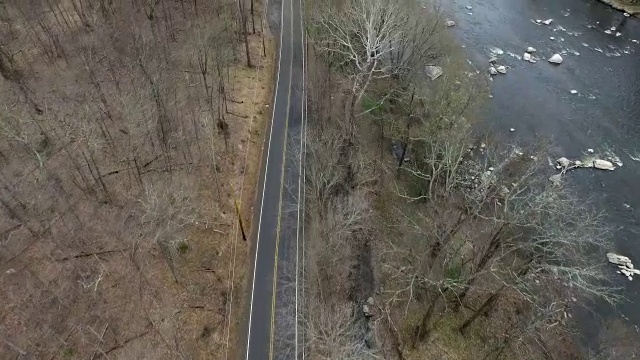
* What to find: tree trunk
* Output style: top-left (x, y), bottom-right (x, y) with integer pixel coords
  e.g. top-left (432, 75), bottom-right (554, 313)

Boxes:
top-left (250, 0), bottom-right (256, 34)
top-left (453, 225), bottom-right (505, 311)
top-left (412, 294), bottom-right (442, 348)
top-left (459, 284), bottom-right (506, 334)
top-left (240, 0), bottom-right (252, 67)
top-left (397, 142), bottom-right (406, 168)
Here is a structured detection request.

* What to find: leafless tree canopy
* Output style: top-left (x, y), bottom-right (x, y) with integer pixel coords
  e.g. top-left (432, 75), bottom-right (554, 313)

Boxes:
top-left (302, 0), bottom-right (625, 359)
top-left (0, 0), bottom-right (269, 358)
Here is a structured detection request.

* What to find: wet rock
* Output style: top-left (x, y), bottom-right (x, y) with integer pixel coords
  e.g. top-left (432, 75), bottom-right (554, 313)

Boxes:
top-left (608, 253), bottom-right (640, 281)
top-left (550, 36), bottom-right (556, 40)
top-left (526, 47), bottom-right (537, 53)
top-left (363, 304), bottom-right (372, 317)
top-left (624, 12), bottom-right (631, 17)
top-left (509, 128), bottom-right (515, 132)
top-left (523, 52), bottom-right (532, 61)
top-left (570, 89), bottom-right (578, 94)
top-left (496, 65), bottom-right (507, 74)
top-left (542, 19), bottom-right (553, 25)
top-left (425, 66), bottom-right (443, 80)
top-left (605, 29), bottom-right (613, 34)
top-left (445, 20), bottom-right (456, 27)
top-left (593, 159), bottom-right (615, 170)
top-left (607, 253), bottom-right (632, 267)
top-left (489, 67), bottom-right (498, 75)
top-left (556, 157), bottom-right (571, 168)
top-left (548, 54), bottom-right (564, 64)
top-left (465, 5), bottom-right (472, 10)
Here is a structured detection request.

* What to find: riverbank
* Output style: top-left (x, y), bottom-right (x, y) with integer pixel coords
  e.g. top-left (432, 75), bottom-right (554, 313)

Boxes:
top-left (599, 0), bottom-right (640, 15)
top-left (444, 0), bottom-right (640, 356)
top-left (300, 0), bottom-right (627, 358)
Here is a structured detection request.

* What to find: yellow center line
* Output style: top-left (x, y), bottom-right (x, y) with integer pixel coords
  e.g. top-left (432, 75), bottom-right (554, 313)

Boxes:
top-left (269, 0), bottom-right (295, 356)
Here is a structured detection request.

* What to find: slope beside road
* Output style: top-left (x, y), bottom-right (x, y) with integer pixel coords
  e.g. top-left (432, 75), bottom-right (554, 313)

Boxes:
top-left (241, 0), bottom-right (305, 356)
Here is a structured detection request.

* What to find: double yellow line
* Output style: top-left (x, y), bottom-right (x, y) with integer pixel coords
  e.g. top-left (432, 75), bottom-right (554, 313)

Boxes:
top-left (268, 0), bottom-right (296, 356)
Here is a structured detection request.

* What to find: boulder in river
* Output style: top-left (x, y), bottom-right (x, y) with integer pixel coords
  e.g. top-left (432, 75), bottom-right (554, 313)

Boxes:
top-left (363, 304), bottom-right (372, 317)
top-left (526, 47), bottom-right (537, 53)
top-left (556, 157), bottom-right (571, 168)
top-left (496, 65), bottom-right (507, 74)
top-left (425, 66), bottom-right (443, 80)
top-left (542, 19), bottom-right (553, 25)
top-left (523, 52), bottom-right (532, 61)
top-left (548, 54), bottom-right (563, 64)
top-left (607, 253), bottom-right (639, 281)
top-left (607, 253), bottom-right (632, 267)
top-left (489, 67), bottom-right (498, 75)
top-left (593, 159), bottom-right (615, 171)
top-left (445, 20), bottom-right (456, 27)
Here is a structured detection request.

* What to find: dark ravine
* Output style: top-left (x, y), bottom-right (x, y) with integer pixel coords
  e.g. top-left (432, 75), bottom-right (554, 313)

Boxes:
top-left (444, 0), bottom-right (640, 347)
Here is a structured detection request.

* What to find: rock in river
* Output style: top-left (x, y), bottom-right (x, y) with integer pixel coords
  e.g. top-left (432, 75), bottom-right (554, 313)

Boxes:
top-left (556, 157), bottom-right (571, 168)
top-left (445, 20), bottom-right (456, 27)
top-left (496, 65), bottom-right (507, 74)
top-left (548, 54), bottom-right (564, 64)
top-left (489, 66), bottom-right (498, 75)
top-left (425, 65), bottom-right (443, 80)
top-left (593, 159), bottom-right (615, 171)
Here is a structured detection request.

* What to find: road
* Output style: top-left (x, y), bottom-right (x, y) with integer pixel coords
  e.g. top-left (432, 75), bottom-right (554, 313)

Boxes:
top-left (242, 0), bottom-right (305, 356)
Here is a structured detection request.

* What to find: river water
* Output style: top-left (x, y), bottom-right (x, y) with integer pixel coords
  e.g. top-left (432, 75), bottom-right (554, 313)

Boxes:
top-left (446, 0), bottom-right (640, 345)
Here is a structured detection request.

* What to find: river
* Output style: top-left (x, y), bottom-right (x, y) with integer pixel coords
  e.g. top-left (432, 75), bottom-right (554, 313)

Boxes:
top-left (446, 0), bottom-right (640, 346)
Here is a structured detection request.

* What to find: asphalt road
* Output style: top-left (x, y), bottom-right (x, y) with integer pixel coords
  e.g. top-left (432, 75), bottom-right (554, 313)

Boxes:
top-left (242, 0), bottom-right (305, 356)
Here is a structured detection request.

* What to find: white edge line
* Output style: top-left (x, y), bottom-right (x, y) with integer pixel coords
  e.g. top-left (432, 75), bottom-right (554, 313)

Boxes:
top-left (295, 13), bottom-right (302, 360)
top-left (300, 2), bottom-right (307, 358)
top-left (225, 15), bottom-right (268, 359)
top-left (295, 0), bottom-right (306, 356)
top-left (246, 0), bottom-right (286, 358)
